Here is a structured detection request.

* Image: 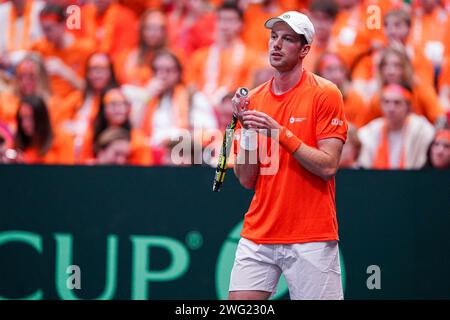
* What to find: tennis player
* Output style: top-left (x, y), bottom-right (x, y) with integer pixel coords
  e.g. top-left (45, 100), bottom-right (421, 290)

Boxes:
top-left (229, 11), bottom-right (348, 300)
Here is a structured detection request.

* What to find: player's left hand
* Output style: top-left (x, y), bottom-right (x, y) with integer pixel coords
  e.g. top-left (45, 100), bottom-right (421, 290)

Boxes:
top-left (242, 110), bottom-right (281, 136)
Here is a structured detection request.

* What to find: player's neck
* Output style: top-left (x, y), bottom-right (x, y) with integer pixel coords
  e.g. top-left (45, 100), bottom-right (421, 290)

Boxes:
top-left (272, 63), bottom-right (303, 95)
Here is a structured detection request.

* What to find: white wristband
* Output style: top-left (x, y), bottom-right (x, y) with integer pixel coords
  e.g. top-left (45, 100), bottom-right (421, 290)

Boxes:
top-left (240, 129), bottom-right (258, 151)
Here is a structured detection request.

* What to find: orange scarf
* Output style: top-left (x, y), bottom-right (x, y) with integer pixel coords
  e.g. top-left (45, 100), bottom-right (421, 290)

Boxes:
top-left (373, 118), bottom-right (409, 169)
top-left (141, 85), bottom-right (190, 137)
top-left (7, 1), bottom-right (32, 51)
top-left (80, 3), bottom-right (118, 54)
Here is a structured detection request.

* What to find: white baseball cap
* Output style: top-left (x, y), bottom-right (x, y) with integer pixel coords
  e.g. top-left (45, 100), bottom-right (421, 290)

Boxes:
top-left (264, 11), bottom-right (315, 44)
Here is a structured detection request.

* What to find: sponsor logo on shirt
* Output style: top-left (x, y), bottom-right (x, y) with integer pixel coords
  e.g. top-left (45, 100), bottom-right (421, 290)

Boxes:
top-left (331, 118), bottom-right (344, 126)
top-left (289, 117), bottom-right (307, 124)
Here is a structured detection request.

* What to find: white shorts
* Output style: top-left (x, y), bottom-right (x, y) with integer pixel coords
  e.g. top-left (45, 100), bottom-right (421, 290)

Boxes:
top-left (229, 237), bottom-right (343, 300)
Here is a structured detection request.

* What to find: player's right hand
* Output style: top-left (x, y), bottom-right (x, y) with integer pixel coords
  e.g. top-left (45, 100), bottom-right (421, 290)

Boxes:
top-left (231, 88), bottom-right (249, 128)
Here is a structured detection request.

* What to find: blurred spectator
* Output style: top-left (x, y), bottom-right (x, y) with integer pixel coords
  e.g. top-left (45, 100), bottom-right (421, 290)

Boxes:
top-left (241, 0), bottom-right (284, 56)
top-left (0, 54), bottom-right (72, 131)
top-left (331, 0), bottom-right (373, 68)
top-left (115, 9), bottom-right (184, 86)
top-left (118, 0), bottom-right (163, 14)
top-left (352, 8), bottom-right (435, 101)
top-left (94, 127), bottom-right (131, 165)
top-left (0, 121), bottom-right (20, 163)
top-left (339, 123), bottom-right (361, 168)
top-left (365, 47), bottom-right (447, 128)
top-left (424, 129), bottom-right (450, 169)
top-left (0, 54), bottom-right (47, 130)
top-left (0, 0), bottom-right (45, 67)
top-left (410, 0), bottom-right (450, 83)
top-left (137, 50), bottom-right (217, 165)
top-left (0, 121), bottom-right (13, 146)
top-left (316, 51), bottom-right (368, 128)
top-left (305, 0), bottom-right (339, 72)
top-left (81, 86), bottom-right (152, 165)
top-left (168, 0), bottom-right (215, 58)
top-left (31, 3), bottom-right (94, 99)
top-left (14, 95), bottom-right (74, 164)
top-left (358, 84), bottom-right (435, 169)
top-left (186, 2), bottom-right (260, 105)
top-left (60, 52), bottom-right (118, 161)
top-left (439, 56), bottom-right (450, 113)
top-left (75, 0), bottom-right (138, 60)
top-left (213, 92), bottom-right (234, 132)
top-left (331, 0), bottom-right (406, 69)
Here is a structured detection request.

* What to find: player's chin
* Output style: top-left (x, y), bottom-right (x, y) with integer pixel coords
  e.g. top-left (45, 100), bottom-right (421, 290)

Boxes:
top-left (269, 59), bottom-right (287, 70)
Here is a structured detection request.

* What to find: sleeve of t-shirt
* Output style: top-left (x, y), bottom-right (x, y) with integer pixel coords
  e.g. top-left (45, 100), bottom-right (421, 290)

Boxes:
top-left (315, 84), bottom-right (348, 143)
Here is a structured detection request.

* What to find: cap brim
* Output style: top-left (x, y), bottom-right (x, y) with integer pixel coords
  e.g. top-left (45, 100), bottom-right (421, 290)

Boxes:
top-left (264, 17), bottom-right (284, 30)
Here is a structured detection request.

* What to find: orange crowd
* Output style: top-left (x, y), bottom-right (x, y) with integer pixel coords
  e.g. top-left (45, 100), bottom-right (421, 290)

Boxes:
top-left (0, 0), bottom-right (449, 169)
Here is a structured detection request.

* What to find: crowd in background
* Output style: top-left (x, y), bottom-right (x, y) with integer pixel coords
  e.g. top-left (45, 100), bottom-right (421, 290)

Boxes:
top-left (0, 0), bottom-right (449, 169)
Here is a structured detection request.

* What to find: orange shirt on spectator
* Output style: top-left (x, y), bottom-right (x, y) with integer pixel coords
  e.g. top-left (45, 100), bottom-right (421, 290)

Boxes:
top-left (119, 0), bottom-right (162, 13)
top-left (168, 11), bottom-right (215, 58)
top-left (31, 37), bottom-right (94, 99)
top-left (409, 6), bottom-right (449, 68)
top-left (331, 3), bottom-right (372, 68)
top-left (0, 91), bottom-right (72, 131)
top-left (187, 40), bottom-right (260, 103)
top-left (0, 0), bottom-right (44, 52)
top-left (344, 88), bottom-right (369, 128)
top-left (242, 3), bottom-right (284, 55)
top-left (439, 56), bottom-right (450, 89)
top-left (115, 46), bottom-right (186, 86)
top-left (22, 130), bottom-right (74, 165)
top-left (75, 3), bottom-right (138, 60)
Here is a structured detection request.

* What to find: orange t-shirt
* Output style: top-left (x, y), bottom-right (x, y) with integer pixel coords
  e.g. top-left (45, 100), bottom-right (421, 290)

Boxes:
top-left (409, 7), bottom-right (449, 67)
top-left (168, 11), bottom-right (215, 58)
top-left (344, 88), bottom-right (369, 128)
top-left (0, 91), bottom-right (75, 132)
top-left (31, 37), bottom-right (94, 99)
top-left (439, 57), bottom-right (450, 88)
top-left (331, 5), bottom-right (372, 68)
top-left (187, 41), bottom-right (261, 100)
top-left (240, 71), bottom-right (348, 244)
top-left (72, 3), bottom-right (138, 60)
top-left (21, 131), bottom-right (75, 165)
top-left (242, 4), bottom-right (284, 55)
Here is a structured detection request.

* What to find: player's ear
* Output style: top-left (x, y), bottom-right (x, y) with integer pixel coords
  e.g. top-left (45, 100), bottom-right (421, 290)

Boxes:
top-left (299, 44), bottom-right (311, 59)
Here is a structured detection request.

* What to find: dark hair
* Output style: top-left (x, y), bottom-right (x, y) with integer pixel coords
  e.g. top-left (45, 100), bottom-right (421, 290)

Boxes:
top-left (15, 95), bottom-right (54, 156)
top-left (384, 9), bottom-right (411, 27)
top-left (84, 52), bottom-right (118, 96)
top-left (217, 2), bottom-right (244, 21)
top-left (93, 87), bottom-right (131, 143)
top-left (151, 50), bottom-right (183, 83)
top-left (299, 34), bottom-right (308, 47)
top-left (39, 4), bottom-right (66, 22)
top-left (309, 0), bottom-right (339, 20)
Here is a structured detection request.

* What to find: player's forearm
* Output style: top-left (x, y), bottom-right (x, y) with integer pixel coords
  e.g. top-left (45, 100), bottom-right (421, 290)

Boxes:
top-left (234, 150), bottom-right (259, 189)
top-left (291, 143), bottom-right (340, 181)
